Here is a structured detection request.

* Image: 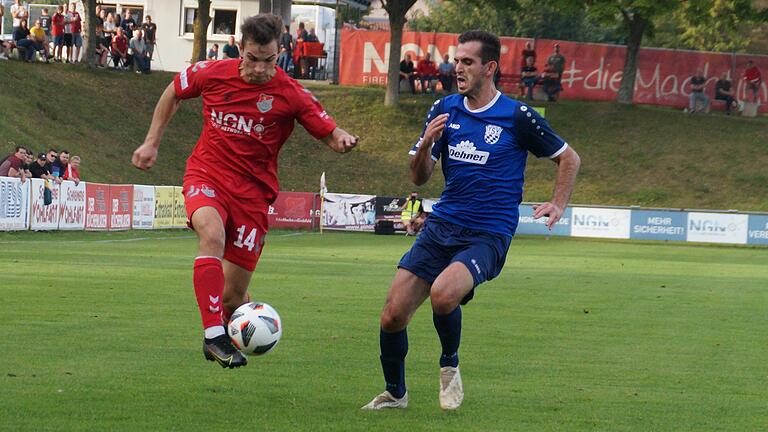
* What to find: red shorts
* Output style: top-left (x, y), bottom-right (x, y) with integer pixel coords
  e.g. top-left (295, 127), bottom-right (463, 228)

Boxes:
top-left (183, 169), bottom-right (269, 271)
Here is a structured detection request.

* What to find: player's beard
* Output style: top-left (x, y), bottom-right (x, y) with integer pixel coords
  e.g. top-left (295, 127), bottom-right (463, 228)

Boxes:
top-left (240, 64), bottom-right (276, 85)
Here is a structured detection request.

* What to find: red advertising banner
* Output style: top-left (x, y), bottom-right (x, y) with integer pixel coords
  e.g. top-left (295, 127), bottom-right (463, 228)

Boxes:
top-left (340, 29), bottom-right (767, 111)
top-left (85, 182), bottom-right (110, 230)
top-left (109, 185), bottom-right (133, 230)
top-left (267, 191), bottom-right (317, 230)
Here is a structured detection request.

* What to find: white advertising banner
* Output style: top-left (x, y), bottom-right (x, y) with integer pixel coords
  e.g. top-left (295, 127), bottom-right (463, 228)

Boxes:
top-left (687, 212), bottom-right (748, 244)
top-left (29, 178), bottom-right (60, 230)
top-left (132, 185), bottom-right (156, 229)
top-left (0, 176), bottom-right (30, 230)
top-left (58, 181), bottom-right (86, 230)
top-left (570, 207), bottom-right (631, 239)
top-left (322, 193), bottom-right (376, 231)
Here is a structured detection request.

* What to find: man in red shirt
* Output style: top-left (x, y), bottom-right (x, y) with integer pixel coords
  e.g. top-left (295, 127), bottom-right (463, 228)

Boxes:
top-left (0, 146), bottom-right (28, 181)
top-left (132, 14), bottom-right (358, 369)
top-left (416, 53), bottom-right (439, 94)
top-left (111, 27), bottom-right (129, 69)
top-left (51, 5), bottom-right (65, 62)
top-left (68, 3), bottom-right (83, 63)
top-left (743, 60), bottom-right (762, 103)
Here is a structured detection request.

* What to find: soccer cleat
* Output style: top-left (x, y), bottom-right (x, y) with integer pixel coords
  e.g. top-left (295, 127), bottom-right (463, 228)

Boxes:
top-left (361, 391), bottom-right (408, 410)
top-left (203, 334), bottom-right (247, 369)
top-left (439, 366), bottom-right (464, 410)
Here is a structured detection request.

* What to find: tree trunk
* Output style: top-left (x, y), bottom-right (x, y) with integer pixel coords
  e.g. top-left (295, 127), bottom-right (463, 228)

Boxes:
top-left (383, 0), bottom-right (417, 106)
top-left (617, 13), bottom-right (648, 105)
top-left (192, 0), bottom-right (211, 62)
top-left (83, 0), bottom-right (97, 67)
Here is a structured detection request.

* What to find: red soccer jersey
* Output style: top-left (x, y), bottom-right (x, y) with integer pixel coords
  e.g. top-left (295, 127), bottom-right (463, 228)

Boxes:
top-left (173, 59), bottom-right (337, 203)
top-left (70, 12), bottom-right (82, 34)
top-left (744, 66), bottom-right (761, 82)
top-left (51, 13), bottom-right (64, 36)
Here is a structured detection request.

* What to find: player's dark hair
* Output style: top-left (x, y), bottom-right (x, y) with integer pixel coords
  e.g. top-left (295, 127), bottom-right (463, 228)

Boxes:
top-left (458, 30), bottom-right (500, 65)
top-left (48, 148), bottom-right (57, 154)
top-left (241, 14), bottom-right (282, 46)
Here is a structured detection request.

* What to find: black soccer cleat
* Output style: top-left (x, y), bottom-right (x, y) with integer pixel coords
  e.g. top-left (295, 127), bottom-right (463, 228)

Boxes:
top-left (203, 334), bottom-right (248, 369)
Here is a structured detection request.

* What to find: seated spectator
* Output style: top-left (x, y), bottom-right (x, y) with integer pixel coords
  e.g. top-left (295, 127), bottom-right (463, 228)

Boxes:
top-left (438, 53), bottom-right (455, 94)
top-left (743, 60), bottom-right (762, 103)
top-left (52, 150), bottom-right (69, 178)
top-left (207, 43), bottom-right (219, 60)
top-left (542, 61), bottom-right (561, 102)
top-left (222, 36), bottom-right (240, 59)
top-left (416, 53), bottom-right (439, 94)
top-left (305, 28), bottom-right (319, 43)
top-left (399, 54), bottom-right (416, 95)
top-left (520, 41), bottom-right (535, 70)
top-left (29, 153), bottom-right (56, 181)
top-left (714, 72), bottom-right (736, 115)
top-left (0, 146), bottom-right (28, 181)
top-left (688, 68), bottom-right (709, 113)
top-left (130, 29), bottom-right (150, 73)
top-left (93, 21), bottom-right (109, 67)
top-left (111, 27), bottom-right (130, 70)
top-left (62, 155), bottom-right (81, 184)
top-left (13, 19), bottom-right (34, 61)
top-left (28, 19), bottom-right (48, 61)
top-left (520, 56), bottom-right (538, 100)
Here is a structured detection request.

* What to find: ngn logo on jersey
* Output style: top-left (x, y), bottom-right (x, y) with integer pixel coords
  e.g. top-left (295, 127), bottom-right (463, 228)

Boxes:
top-left (484, 124), bottom-right (502, 144)
top-left (448, 140), bottom-right (489, 165)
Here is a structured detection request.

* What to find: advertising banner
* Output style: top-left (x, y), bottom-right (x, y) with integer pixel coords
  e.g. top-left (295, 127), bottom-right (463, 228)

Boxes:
top-left (0, 176), bottom-right (30, 230)
top-left (687, 212), bottom-right (748, 245)
top-left (516, 204), bottom-right (572, 236)
top-left (153, 186), bottom-right (175, 228)
top-left (571, 207), bottom-right (631, 239)
top-left (322, 193), bottom-right (376, 231)
top-left (268, 191), bottom-right (316, 230)
top-left (747, 214), bottom-right (768, 245)
top-left (29, 178), bottom-right (60, 230)
top-left (132, 185), bottom-right (155, 229)
top-left (109, 185), bottom-right (133, 231)
top-left (339, 28), bottom-right (768, 111)
top-left (172, 186), bottom-right (187, 228)
top-left (58, 180), bottom-right (86, 230)
top-left (85, 182), bottom-right (110, 230)
top-left (375, 196), bottom-right (408, 232)
top-left (629, 210), bottom-right (686, 242)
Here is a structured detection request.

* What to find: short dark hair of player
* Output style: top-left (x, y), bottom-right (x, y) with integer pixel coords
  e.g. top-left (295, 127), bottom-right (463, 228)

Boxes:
top-left (241, 14), bottom-right (282, 46)
top-left (457, 30), bottom-right (500, 66)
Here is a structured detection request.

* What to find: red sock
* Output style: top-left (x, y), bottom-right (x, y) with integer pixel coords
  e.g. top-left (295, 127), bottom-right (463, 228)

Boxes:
top-left (193, 257), bottom-right (225, 330)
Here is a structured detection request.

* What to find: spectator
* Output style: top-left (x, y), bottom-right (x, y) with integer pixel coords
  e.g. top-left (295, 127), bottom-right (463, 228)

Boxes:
top-left (294, 22), bottom-right (308, 77)
top-left (142, 15), bottom-right (157, 61)
top-left (103, 12), bottom-right (117, 39)
top-left (29, 153), bottom-right (55, 181)
top-left (520, 56), bottom-right (538, 100)
top-left (51, 5), bottom-right (65, 62)
top-left (547, 43), bottom-right (566, 79)
top-left (714, 72), bottom-right (736, 115)
top-left (277, 25), bottom-right (293, 71)
top-left (95, 5), bottom-right (103, 26)
top-left (222, 35), bottom-right (240, 59)
top-left (68, 3), bottom-right (83, 63)
top-left (743, 60), bottom-right (762, 103)
top-left (28, 19), bottom-right (48, 61)
top-left (438, 53), bottom-right (455, 94)
top-left (22, 150), bottom-right (33, 178)
top-left (130, 29), bottom-right (150, 73)
top-left (207, 43), bottom-right (219, 60)
top-left (115, 13), bottom-right (122, 30)
top-left (0, 146), bottom-right (28, 182)
top-left (688, 68), bottom-right (709, 113)
top-left (13, 19), bottom-right (35, 62)
top-left (542, 61), bottom-right (561, 101)
top-left (93, 19), bottom-right (109, 67)
top-left (10, 0), bottom-right (27, 34)
top-left (400, 191), bottom-right (423, 236)
top-left (39, 8), bottom-right (52, 40)
top-left (52, 150), bottom-right (69, 178)
top-left (399, 54), bottom-right (416, 95)
top-left (121, 8), bottom-right (135, 39)
top-left (62, 155), bottom-right (81, 184)
top-left (215, 21), bottom-right (231, 35)
top-left (111, 27), bottom-right (129, 70)
top-left (305, 28), bottom-right (319, 43)
top-left (0, 4), bottom-right (7, 60)
top-left (520, 41), bottom-right (536, 70)
top-left (416, 52), bottom-right (439, 94)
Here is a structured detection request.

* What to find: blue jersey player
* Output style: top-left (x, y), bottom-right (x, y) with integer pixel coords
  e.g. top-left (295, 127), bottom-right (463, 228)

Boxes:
top-left (362, 30), bottom-right (581, 410)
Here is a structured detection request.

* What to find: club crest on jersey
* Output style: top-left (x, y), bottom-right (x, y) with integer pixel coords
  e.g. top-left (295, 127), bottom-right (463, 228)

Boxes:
top-left (257, 94), bottom-right (274, 113)
top-left (201, 184), bottom-right (215, 198)
top-left (448, 140), bottom-right (489, 165)
top-left (484, 124), bottom-right (503, 144)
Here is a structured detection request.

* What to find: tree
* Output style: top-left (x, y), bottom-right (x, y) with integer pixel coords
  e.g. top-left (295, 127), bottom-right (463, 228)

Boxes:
top-left (191, 0), bottom-right (212, 62)
top-left (83, 0), bottom-right (97, 67)
top-left (382, 0), bottom-right (418, 106)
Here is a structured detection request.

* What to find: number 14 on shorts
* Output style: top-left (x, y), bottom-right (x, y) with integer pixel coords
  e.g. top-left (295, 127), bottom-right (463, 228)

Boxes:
top-left (233, 225), bottom-right (261, 252)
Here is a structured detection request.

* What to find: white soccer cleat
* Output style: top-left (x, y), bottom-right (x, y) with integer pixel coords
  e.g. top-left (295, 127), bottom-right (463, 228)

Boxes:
top-left (361, 390), bottom-right (409, 410)
top-left (439, 366), bottom-right (464, 410)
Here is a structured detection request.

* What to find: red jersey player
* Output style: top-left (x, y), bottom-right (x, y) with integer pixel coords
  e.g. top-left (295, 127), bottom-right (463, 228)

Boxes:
top-left (131, 14), bottom-right (358, 369)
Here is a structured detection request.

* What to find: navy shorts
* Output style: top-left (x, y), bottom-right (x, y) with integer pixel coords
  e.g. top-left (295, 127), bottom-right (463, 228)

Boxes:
top-left (398, 217), bottom-right (512, 304)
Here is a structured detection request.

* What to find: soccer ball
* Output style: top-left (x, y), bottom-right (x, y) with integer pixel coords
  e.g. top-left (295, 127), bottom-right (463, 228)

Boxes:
top-left (227, 302), bottom-right (283, 356)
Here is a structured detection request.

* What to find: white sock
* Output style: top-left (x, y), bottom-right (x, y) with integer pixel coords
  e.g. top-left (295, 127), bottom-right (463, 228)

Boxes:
top-left (204, 326), bottom-right (225, 340)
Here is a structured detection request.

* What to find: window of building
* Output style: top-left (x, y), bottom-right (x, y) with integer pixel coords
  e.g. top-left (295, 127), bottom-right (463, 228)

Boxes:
top-left (183, 7), bottom-right (197, 34)
top-left (212, 9), bottom-right (237, 35)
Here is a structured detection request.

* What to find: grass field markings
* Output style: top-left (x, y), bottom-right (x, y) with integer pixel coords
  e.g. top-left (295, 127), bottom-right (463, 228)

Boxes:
top-left (0, 234), bottom-right (197, 245)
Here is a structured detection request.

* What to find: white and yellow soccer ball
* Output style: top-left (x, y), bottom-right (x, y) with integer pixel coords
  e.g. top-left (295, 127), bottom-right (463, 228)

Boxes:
top-left (228, 302), bottom-right (282, 356)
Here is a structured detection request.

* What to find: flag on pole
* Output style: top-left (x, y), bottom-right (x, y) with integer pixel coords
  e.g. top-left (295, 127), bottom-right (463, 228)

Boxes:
top-left (319, 172), bottom-right (326, 234)
top-left (320, 172), bottom-right (327, 195)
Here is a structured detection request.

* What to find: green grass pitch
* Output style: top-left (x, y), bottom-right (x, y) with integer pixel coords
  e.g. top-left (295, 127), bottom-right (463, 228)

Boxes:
top-left (1, 230), bottom-right (766, 431)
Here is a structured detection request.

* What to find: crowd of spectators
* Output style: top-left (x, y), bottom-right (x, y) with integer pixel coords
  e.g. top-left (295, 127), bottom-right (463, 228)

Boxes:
top-left (687, 61), bottom-right (763, 115)
top-left (0, 146), bottom-right (81, 185)
top-left (518, 43), bottom-right (565, 102)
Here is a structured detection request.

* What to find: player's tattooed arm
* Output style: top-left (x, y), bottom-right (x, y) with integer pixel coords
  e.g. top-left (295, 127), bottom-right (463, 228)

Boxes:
top-left (533, 146), bottom-right (581, 229)
top-left (322, 127), bottom-right (359, 154)
top-left (132, 83), bottom-right (182, 170)
top-left (411, 113), bottom-right (448, 185)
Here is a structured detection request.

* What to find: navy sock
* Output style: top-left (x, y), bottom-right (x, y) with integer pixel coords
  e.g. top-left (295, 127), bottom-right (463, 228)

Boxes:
top-left (433, 306), bottom-right (462, 368)
top-left (379, 328), bottom-right (408, 398)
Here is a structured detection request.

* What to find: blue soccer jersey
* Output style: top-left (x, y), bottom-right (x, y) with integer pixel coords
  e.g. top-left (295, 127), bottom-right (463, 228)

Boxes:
top-left (409, 91), bottom-right (567, 237)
